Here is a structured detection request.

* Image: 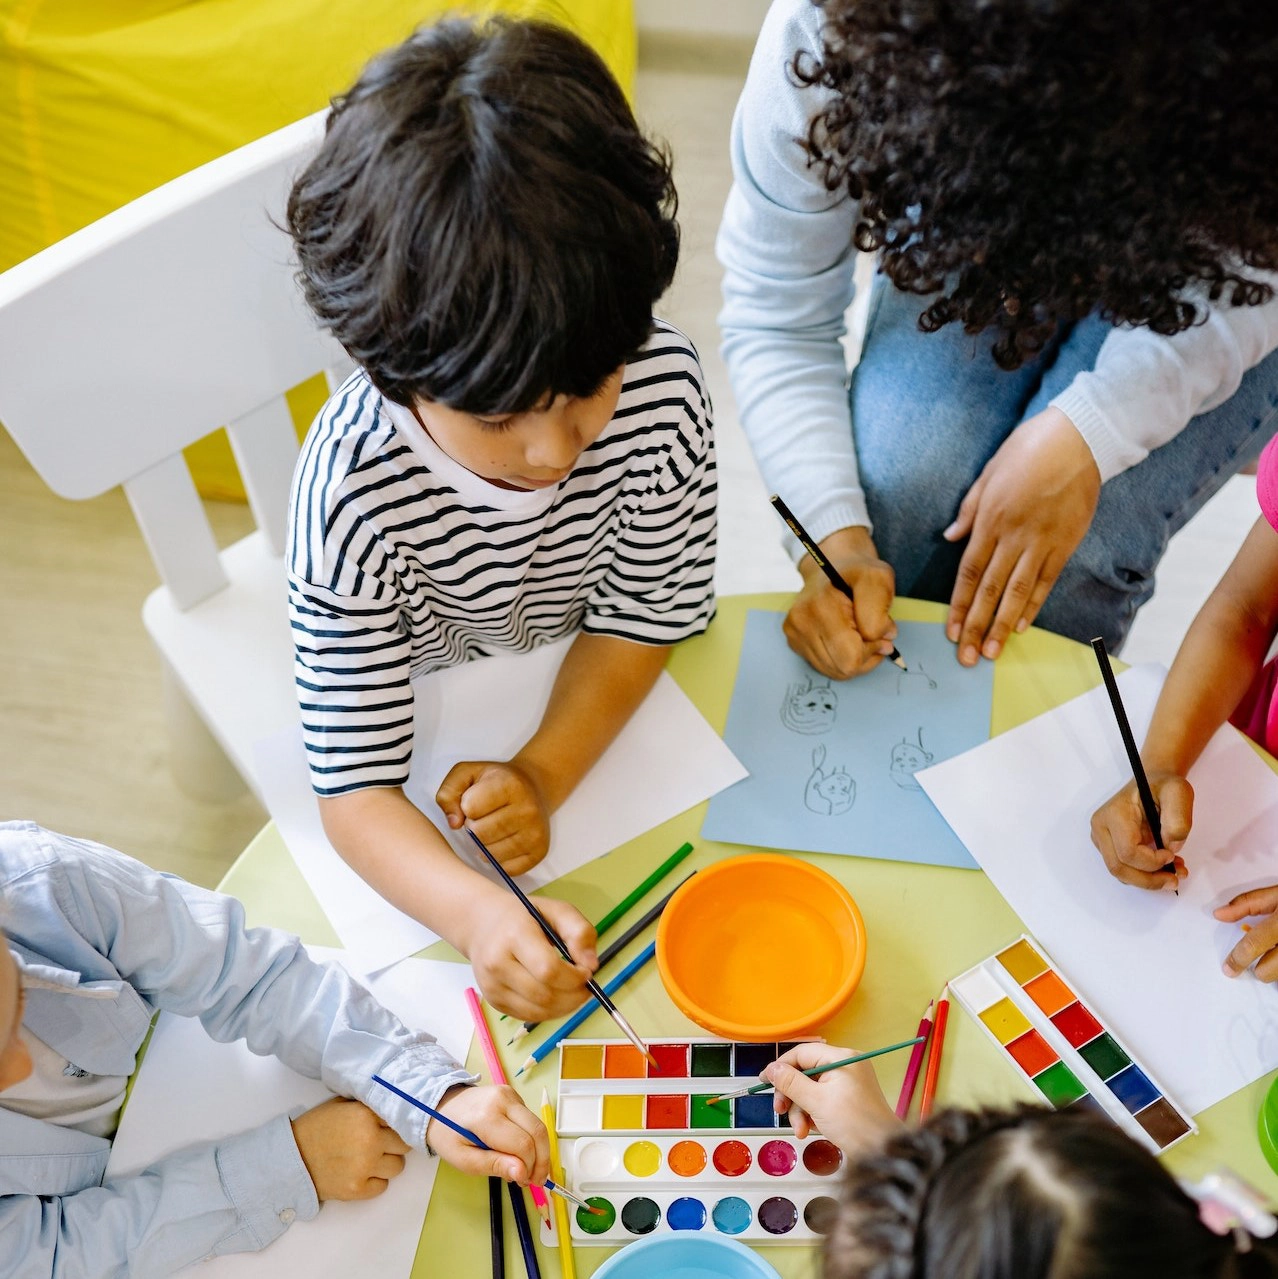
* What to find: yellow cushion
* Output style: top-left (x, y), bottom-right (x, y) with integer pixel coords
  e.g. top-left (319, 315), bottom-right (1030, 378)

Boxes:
top-left (0, 0), bottom-right (636, 499)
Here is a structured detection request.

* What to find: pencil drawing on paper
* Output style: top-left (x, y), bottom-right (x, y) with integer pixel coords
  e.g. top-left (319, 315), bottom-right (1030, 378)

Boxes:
top-left (804, 745), bottom-right (856, 815)
top-left (889, 728), bottom-right (934, 791)
top-left (897, 661), bottom-right (938, 696)
top-left (781, 674), bottom-right (838, 734)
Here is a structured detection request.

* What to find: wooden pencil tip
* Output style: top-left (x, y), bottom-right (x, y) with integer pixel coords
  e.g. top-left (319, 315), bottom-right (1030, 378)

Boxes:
top-left (540, 1087), bottom-right (550, 1107)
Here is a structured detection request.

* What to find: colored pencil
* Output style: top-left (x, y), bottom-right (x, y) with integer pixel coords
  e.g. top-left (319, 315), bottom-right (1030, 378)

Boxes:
top-left (517, 941), bottom-right (658, 1076)
top-left (918, 988), bottom-right (950, 1121)
top-left (592, 841), bottom-right (693, 938)
top-left (770, 493), bottom-right (908, 671)
top-left (464, 988), bottom-right (551, 1224)
top-left (509, 876), bottom-right (693, 1044)
top-left (1091, 637), bottom-right (1177, 885)
top-left (508, 1180), bottom-right (542, 1279)
top-left (369, 1074), bottom-right (600, 1215)
top-left (467, 828), bottom-right (656, 1068)
top-left (488, 1176), bottom-right (504, 1279)
top-left (707, 1035), bottom-right (927, 1105)
top-left (894, 1001), bottom-right (935, 1119)
top-left (541, 1089), bottom-right (577, 1279)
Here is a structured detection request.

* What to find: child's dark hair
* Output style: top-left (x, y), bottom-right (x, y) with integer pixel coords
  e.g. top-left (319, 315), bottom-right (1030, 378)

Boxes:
top-left (287, 17), bottom-right (679, 411)
top-left (795, 0), bottom-right (1278, 371)
top-left (826, 1105), bottom-right (1278, 1279)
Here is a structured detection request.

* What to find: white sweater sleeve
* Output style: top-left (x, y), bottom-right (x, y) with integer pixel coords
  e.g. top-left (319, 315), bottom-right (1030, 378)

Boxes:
top-left (716, 0), bottom-right (870, 545)
top-left (1051, 277), bottom-right (1278, 481)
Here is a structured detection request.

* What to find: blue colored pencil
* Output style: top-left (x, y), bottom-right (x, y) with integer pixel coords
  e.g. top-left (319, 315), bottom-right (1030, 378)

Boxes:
top-left (516, 941), bottom-right (657, 1076)
top-left (370, 1073), bottom-right (601, 1215)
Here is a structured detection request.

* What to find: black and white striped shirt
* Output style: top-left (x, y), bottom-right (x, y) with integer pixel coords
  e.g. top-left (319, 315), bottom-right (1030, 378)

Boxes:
top-left (287, 322), bottom-right (718, 796)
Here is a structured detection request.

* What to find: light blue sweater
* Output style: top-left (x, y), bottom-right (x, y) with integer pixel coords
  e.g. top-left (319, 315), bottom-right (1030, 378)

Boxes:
top-left (717, 0), bottom-right (1278, 546)
top-left (0, 822), bottom-right (472, 1278)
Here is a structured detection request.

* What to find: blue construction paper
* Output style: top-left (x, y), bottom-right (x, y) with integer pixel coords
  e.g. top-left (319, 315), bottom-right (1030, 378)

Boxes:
top-left (701, 612), bottom-right (992, 869)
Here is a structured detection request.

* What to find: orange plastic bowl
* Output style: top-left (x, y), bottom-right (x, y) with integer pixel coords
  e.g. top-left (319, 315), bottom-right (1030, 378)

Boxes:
top-left (656, 854), bottom-right (867, 1041)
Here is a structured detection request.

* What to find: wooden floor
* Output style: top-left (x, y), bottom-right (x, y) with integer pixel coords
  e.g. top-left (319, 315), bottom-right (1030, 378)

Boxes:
top-left (0, 34), bottom-right (1257, 889)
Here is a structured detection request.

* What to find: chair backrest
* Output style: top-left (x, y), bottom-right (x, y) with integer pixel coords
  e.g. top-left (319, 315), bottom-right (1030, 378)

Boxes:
top-left (0, 111), bottom-right (347, 609)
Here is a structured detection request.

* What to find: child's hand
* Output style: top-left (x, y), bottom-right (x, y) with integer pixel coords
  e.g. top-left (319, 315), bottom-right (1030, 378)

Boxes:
top-left (436, 760), bottom-right (551, 875)
top-left (1216, 886), bottom-right (1278, 980)
top-left (466, 892), bottom-right (598, 1021)
top-left (1089, 774), bottom-right (1193, 890)
top-left (761, 1043), bottom-right (900, 1159)
top-left (291, 1096), bottom-right (411, 1202)
top-left (427, 1083), bottom-right (551, 1186)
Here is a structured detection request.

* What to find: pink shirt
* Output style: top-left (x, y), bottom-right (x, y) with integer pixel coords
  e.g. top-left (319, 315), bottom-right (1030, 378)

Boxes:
top-left (1228, 435), bottom-right (1278, 757)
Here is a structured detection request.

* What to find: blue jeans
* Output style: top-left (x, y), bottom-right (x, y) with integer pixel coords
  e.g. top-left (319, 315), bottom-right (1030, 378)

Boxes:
top-left (850, 280), bottom-right (1278, 650)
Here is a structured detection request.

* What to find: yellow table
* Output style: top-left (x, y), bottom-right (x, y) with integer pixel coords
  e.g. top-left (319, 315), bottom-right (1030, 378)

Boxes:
top-left (220, 594), bottom-right (1278, 1277)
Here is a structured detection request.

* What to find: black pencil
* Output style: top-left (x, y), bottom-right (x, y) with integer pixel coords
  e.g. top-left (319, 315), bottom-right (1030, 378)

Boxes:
top-left (1090, 637), bottom-right (1177, 886)
top-left (508, 1180), bottom-right (542, 1279)
top-left (770, 494), bottom-right (908, 671)
top-left (508, 874), bottom-right (695, 1044)
top-left (466, 828), bottom-right (657, 1067)
top-left (488, 1176), bottom-right (504, 1279)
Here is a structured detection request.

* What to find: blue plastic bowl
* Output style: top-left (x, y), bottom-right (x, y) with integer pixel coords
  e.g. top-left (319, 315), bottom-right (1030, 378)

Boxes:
top-left (590, 1235), bottom-right (783, 1279)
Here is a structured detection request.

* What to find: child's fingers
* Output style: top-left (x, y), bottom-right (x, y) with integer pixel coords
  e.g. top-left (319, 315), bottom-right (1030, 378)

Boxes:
top-left (762, 1060), bottom-right (828, 1119)
top-left (1223, 913), bottom-right (1278, 977)
top-left (374, 1151), bottom-right (407, 1181)
top-left (500, 1101), bottom-right (551, 1187)
top-left (537, 899), bottom-right (599, 972)
top-left (435, 762), bottom-right (483, 821)
top-left (1152, 775), bottom-right (1194, 848)
top-left (1213, 885), bottom-right (1278, 921)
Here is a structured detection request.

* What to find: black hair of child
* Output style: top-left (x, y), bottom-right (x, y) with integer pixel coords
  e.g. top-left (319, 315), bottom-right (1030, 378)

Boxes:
top-left (825, 1104), bottom-right (1278, 1279)
top-left (287, 17), bottom-right (679, 411)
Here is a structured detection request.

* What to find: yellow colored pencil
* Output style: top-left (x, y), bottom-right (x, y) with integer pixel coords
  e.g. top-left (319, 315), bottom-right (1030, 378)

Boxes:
top-left (541, 1088), bottom-right (577, 1279)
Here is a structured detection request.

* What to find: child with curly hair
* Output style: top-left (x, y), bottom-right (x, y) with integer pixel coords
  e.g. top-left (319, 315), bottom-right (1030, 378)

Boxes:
top-left (720, 0), bottom-right (1278, 681)
top-left (763, 1042), bottom-right (1278, 1278)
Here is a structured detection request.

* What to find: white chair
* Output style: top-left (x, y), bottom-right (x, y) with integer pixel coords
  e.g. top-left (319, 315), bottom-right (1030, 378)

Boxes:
top-left (0, 111), bottom-right (348, 802)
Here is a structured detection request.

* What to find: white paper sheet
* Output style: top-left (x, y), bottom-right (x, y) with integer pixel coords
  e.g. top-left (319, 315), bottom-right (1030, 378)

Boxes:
top-left (254, 637), bottom-right (747, 972)
top-left (106, 951), bottom-right (474, 1278)
top-left (918, 664), bottom-right (1278, 1115)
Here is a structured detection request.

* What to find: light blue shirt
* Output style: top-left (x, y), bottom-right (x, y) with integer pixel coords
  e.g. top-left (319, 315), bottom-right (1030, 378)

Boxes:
top-left (717, 0), bottom-right (1278, 545)
top-left (0, 821), bottom-right (473, 1278)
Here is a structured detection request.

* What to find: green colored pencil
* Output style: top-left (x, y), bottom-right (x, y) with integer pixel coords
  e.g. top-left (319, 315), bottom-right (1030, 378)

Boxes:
top-left (591, 841), bottom-right (693, 937)
top-left (707, 1035), bottom-right (928, 1105)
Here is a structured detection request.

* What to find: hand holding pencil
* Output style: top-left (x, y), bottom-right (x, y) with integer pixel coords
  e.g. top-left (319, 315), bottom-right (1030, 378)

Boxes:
top-left (422, 1082), bottom-right (551, 1187)
top-left (760, 1042), bottom-right (902, 1158)
top-left (770, 504), bottom-right (903, 681)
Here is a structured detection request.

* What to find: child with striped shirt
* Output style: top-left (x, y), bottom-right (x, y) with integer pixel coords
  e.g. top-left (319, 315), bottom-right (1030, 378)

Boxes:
top-left (285, 18), bottom-right (717, 1021)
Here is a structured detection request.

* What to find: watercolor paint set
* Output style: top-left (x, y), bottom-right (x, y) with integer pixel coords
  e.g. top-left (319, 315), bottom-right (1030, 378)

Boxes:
top-left (555, 1038), bottom-right (841, 1244)
top-left (950, 935), bottom-right (1195, 1154)
top-left (555, 1038), bottom-right (813, 1134)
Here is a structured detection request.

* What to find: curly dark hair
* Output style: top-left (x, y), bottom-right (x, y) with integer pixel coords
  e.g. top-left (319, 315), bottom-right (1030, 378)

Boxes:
top-left (825, 1104), bottom-right (1278, 1279)
top-left (287, 16), bottom-right (678, 410)
top-left (794, 0), bottom-right (1278, 369)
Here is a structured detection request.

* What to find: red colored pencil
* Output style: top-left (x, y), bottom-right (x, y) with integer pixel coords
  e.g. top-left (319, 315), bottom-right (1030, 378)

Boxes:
top-left (894, 1000), bottom-right (934, 1119)
top-left (918, 988), bottom-right (950, 1121)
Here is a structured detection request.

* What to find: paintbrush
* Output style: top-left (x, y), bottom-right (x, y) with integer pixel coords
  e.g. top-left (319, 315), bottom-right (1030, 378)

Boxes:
top-left (370, 1073), bottom-right (604, 1215)
top-left (706, 1035), bottom-right (926, 1105)
top-left (467, 828), bottom-right (657, 1069)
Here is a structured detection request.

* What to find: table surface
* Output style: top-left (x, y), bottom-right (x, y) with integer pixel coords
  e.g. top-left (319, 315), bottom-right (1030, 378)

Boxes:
top-left (221, 594), bottom-right (1278, 1278)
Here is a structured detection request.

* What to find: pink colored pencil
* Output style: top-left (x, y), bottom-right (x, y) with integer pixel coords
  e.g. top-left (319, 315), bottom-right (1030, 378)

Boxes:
top-left (465, 987), bottom-right (551, 1223)
top-left (894, 1000), bottom-right (934, 1119)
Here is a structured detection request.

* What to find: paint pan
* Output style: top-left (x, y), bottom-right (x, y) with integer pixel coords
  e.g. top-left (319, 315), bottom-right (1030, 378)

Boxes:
top-left (556, 1037), bottom-right (811, 1135)
top-left (560, 1133), bottom-right (845, 1245)
top-left (950, 935), bottom-right (1195, 1154)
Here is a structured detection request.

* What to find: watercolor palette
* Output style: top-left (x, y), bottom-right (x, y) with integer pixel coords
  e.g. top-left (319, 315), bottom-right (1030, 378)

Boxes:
top-left (951, 935), bottom-right (1196, 1154)
top-left (562, 1132), bottom-right (844, 1244)
top-left (556, 1039), bottom-right (840, 1245)
top-left (556, 1038), bottom-right (811, 1134)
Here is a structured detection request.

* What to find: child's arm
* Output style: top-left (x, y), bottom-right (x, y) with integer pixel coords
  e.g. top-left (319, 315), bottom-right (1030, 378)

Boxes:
top-left (761, 1042), bottom-right (902, 1159)
top-left (318, 786), bottom-right (596, 1020)
top-left (435, 633), bottom-right (672, 874)
top-left (1091, 516), bottom-right (1278, 889)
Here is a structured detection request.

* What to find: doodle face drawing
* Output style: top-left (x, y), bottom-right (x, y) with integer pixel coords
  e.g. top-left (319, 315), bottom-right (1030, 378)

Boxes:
top-left (804, 745), bottom-right (856, 815)
top-left (889, 728), bottom-right (935, 791)
top-left (781, 675), bottom-right (838, 734)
